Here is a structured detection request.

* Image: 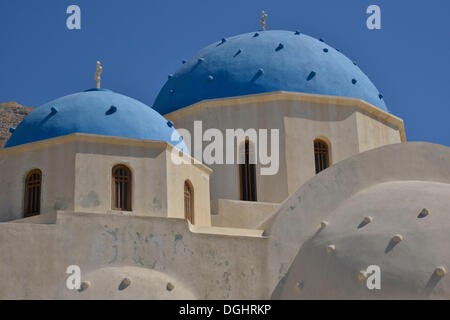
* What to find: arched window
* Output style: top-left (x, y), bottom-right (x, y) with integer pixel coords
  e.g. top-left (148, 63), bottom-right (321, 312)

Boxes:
top-left (239, 139), bottom-right (257, 201)
top-left (112, 164), bottom-right (132, 211)
top-left (314, 139), bottom-right (330, 174)
top-left (184, 180), bottom-right (194, 223)
top-left (24, 169), bottom-right (42, 217)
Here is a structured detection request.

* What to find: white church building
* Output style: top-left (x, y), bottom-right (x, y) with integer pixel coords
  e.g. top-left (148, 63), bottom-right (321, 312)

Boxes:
top-left (0, 28), bottom-right (449, 299)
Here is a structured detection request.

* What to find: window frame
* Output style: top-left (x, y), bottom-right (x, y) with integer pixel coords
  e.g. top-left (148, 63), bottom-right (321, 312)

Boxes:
top-left (111, 164), bottom-right (132, 211)
top-left (24, 168), bottom-right (42, 217)
top-left (314, 138), bottom-right (331, 174)
top-left (239, 139), bottom-right (257, 201)
top-left (184, 180), bottom-right (194, 223)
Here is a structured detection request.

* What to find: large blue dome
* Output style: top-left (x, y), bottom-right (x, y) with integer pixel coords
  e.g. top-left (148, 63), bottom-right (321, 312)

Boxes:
top-left (153, 30), bottom-right (387, 114)
top-left (5, 88), bottom-right (188, 153)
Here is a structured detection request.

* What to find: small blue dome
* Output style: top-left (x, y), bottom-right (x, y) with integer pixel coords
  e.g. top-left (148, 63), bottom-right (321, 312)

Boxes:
top-left (5, 88), bottom-right (188, 153)
top-left (153, 30), bottom-right (387, 114)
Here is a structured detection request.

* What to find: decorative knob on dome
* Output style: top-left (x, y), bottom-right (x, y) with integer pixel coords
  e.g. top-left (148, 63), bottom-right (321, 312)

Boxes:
top-left (391, 234), bottom-right (403, 243)
top-left (119, 277), bottom-right (131, 290)
top-left (79, 281), bottom-right (90, 292)
top-left (167, 282), bottom-right (175, 291)
top-left (326, 244), bottom-right (336, 254)
top-left (320, 220), bottom-right (328, 229)
top-left (358, 270), bottom-right (368, 281)
top-left (435, 266), bottom-right (447, 277)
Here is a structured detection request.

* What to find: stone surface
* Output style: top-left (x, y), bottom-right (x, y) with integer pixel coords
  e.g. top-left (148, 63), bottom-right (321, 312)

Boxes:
top-left (0, 102), bottom-right (33, 148)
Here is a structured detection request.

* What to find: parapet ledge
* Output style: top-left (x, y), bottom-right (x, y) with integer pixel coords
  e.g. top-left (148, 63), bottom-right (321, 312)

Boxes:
top-left (188, 221), bottom-right (267, 238)
top-left (54, 210), bottom-right (267, 238)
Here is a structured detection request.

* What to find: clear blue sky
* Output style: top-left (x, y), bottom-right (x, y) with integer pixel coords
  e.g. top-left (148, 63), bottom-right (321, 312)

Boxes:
top-left (0, 0), bottom-right (449, 146)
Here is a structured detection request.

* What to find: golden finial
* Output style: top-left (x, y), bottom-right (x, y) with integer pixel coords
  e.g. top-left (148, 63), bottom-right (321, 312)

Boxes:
top-left (259, 10), bottom-right (268, 31)
top-left (94, 61), bottom-right (103, 89)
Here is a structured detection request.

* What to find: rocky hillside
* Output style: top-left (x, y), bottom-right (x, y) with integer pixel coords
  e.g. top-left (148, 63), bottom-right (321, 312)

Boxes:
top-left (0, 102), bottom-right (34, 148)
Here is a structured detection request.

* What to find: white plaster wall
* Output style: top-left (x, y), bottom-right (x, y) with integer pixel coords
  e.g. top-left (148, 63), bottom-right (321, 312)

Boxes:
top-left (211, 199), bottom-right (279, 229)
top-left (0, 136), bottom-right (211, 225)
top-left (74, 139), bottom-right (211, 225)
top-left (0, 142), bottom-right (76, 222)
top-left (283, 101), bottom-right (360, 194)
top-left (169, 100), bottom-right (287, 203)
top-left (0, 142), bottom-right (448, 300)
top-left (273, 180), bottom-right (450, 299)
top-left (356, 111), bottom-right (402, 153)
top-left (60, 266), bottom-right (197, 299)
top-left (168, 94), bottom-right (403, 203)
top-left (0, 212), bottom-right (268, 299)
top-left (74, 141), bottom-right (168, 217)
top-left (265, 142), bottom-right (450, 297)
top-left (166, 149), bottom-right (212, 226)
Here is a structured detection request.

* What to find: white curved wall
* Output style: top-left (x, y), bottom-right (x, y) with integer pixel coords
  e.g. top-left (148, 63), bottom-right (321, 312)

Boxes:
top-left (265, 142), bottom-right (450, 297)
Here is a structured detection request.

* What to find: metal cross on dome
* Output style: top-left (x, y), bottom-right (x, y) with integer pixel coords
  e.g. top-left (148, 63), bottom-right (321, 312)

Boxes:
top-left (94, 61), bottom-right (103, 89)
top-left (260, 10), bottom-right (268, 31)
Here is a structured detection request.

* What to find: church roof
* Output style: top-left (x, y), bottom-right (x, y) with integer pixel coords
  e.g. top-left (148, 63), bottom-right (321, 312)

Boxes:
top-left (5, 88), bottom-right (188, 153)
top-left (153, 30), bottom-right (387, 114)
